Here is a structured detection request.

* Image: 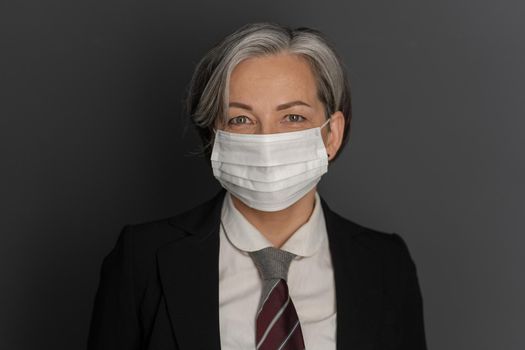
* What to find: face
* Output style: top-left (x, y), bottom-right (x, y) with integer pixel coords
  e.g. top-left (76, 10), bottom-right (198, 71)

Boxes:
top-left (216, 53), bottom-right (345, 161)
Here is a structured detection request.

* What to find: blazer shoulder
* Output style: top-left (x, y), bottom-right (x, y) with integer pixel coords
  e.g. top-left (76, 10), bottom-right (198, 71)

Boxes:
top-left (354, 221), bottom-right (417, 273)
top-left (112, 189), bottom-right (226, 267)
top-left (355, 221), bottom-right (410, 253)
top-left (101, 217), bottom-right (186, 286)
top-left (329, 208), bottom-right (413, 262)
top-left (124, 215), bottom-right (186, 250)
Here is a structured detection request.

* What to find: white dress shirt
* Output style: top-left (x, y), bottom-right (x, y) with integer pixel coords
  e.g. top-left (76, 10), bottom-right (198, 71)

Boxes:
top-left (218, 191), bottom-right (337, 349)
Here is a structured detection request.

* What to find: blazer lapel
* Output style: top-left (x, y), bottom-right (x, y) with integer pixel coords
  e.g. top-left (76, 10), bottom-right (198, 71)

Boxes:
top-left (320, 196), bottom-right (384, 350)
top-left (157, 188), bottom-right (226, 350)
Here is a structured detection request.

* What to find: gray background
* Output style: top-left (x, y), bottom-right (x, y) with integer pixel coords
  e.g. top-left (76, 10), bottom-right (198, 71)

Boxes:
top-left (1, 0), bottom-right (524, 349)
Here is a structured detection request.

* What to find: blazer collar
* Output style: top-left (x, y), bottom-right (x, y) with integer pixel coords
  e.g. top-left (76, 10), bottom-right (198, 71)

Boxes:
top-left (166, 188), bottom-right (226, 238)
top-left (158, 188), bottom-right (383, 350)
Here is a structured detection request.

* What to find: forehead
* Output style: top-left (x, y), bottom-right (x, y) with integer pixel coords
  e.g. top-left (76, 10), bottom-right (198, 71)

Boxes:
top-left (228, 53), bottom-right (318, 101)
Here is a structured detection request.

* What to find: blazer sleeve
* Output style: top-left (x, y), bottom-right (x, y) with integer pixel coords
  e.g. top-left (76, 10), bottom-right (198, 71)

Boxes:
top-left (87, 225), bottom-right (141, 350)
top-left (391, 233), bottom-right (427, 350)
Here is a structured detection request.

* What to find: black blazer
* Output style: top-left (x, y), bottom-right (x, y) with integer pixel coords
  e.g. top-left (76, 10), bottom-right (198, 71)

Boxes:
top-left (87, 189), bottom-right (427, 350)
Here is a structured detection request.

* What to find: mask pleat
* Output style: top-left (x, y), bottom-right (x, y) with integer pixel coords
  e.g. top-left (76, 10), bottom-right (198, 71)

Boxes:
top-left (210, 120), bottom-right (331, 212)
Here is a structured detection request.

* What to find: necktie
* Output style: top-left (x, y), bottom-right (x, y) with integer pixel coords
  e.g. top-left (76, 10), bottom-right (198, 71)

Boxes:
top-left (248, 247), bottom-right (306, 350)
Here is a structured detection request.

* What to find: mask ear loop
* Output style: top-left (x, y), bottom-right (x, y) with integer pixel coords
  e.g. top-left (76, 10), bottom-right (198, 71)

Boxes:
top-left (321, 117), bottom-right (332, 159)
top-left (321, 116), bottom-right (331, 130)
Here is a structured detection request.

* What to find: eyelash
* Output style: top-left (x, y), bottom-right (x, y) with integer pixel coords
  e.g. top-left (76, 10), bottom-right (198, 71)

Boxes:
top-left (228, 114), bottom-right (306, 125)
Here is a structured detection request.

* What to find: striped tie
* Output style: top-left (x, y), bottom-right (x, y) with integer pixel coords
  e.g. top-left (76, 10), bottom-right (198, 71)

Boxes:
top-left (248, 247), bottom-right (306, 350)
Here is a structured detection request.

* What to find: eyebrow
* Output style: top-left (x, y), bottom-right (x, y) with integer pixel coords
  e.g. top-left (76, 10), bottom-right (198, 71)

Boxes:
top-left (228, 100), bottom-right (312, 111)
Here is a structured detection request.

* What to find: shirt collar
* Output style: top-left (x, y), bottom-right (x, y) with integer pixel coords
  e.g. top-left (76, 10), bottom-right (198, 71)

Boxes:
top-left (220, 191), bottom-right (326, 258)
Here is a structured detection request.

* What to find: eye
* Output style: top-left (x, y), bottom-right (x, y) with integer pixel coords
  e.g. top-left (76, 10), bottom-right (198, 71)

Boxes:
top-left (285, 114), bottom-right (306, 122)
top-left (228, 115), bottom-right (252, 125)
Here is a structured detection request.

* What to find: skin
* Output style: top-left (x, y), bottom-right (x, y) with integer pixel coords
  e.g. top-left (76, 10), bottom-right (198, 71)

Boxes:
top-left (215, 53), bottom-right (347, 248)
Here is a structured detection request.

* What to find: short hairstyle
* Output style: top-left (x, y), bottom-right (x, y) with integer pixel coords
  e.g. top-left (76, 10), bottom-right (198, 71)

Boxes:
top-left (185, 22), bottom-right (352, 163)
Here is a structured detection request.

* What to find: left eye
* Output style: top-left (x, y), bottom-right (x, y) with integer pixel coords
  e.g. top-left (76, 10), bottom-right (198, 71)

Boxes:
top-left (286, 114), bottom-right (305, 122)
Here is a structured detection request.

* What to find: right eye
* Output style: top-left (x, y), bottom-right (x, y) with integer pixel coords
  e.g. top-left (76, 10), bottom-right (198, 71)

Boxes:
top-left (228, 116), bottom-right (252, 125)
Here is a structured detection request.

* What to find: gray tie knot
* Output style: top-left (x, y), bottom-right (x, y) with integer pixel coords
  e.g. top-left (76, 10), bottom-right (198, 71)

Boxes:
top-left (248, 246), bottom-right (296, 281)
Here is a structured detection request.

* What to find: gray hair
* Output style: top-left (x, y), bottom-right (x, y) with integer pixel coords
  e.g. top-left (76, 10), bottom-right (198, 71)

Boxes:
top-left (185, 22), bottom-right (352, 162)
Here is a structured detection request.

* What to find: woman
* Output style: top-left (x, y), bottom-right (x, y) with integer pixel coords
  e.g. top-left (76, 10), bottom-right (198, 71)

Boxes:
top-left (88, 22), bottom-right (427, 350)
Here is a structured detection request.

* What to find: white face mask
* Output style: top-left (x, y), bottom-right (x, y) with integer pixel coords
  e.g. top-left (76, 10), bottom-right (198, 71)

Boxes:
top-left (210, 118), bottom-right (331, 211)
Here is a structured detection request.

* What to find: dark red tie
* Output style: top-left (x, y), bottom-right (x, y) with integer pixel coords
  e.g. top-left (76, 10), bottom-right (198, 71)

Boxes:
top-left (248, 247), bottom-right (306, 350)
